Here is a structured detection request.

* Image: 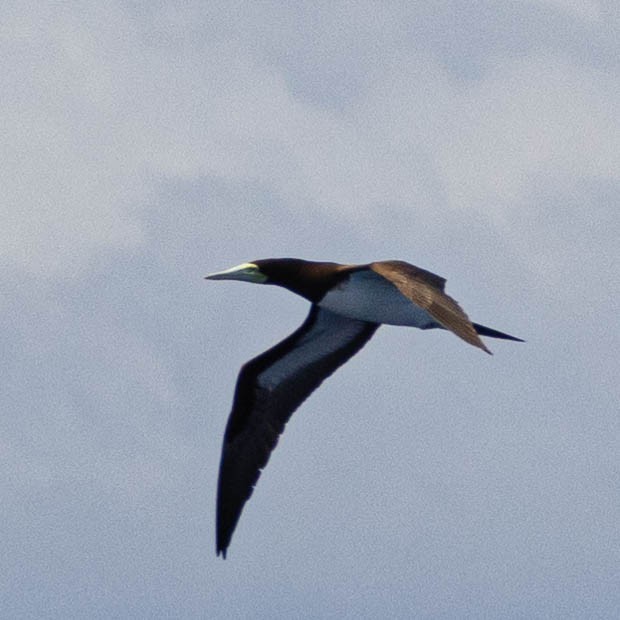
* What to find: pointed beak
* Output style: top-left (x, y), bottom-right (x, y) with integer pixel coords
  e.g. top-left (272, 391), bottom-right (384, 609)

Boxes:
top-left (204, 262), bottom-right (267, 283)
top-left (204, 267), bottom-right (239, 280)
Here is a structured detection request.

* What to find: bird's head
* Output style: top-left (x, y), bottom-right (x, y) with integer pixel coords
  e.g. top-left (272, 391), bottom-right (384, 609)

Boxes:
top-left (205, 258), bottom-right (341, 302)
top-left (205, 258), bottom-right (313, 286)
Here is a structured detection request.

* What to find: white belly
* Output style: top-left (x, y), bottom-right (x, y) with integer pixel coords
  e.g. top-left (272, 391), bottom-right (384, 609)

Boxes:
top-left (318, 270), bottom-right (437, 328)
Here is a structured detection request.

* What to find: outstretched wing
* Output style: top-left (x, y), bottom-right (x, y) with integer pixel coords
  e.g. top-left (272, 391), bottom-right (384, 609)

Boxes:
top-left (370, 260), bottom-right (491, 353)
top-left (216, 305), bottom-right (379, 557)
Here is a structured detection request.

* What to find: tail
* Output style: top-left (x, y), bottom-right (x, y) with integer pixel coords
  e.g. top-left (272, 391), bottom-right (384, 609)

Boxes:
top-left (472, 323), bottom-right (524, 342)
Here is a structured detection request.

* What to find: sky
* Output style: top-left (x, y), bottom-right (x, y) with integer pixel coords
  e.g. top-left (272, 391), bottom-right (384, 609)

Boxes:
top-left (2, 1), bottom-right (619, 618)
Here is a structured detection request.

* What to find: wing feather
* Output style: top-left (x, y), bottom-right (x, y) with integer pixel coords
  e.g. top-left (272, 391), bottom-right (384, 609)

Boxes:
top-left (370, 260), bottom-right (490, 353)
top-left (216, 306), bottom-right (379, 557)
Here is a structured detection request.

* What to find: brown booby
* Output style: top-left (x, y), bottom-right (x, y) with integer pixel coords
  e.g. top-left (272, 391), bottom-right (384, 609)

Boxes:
top-left (205, 258), bottom-right (523, 557)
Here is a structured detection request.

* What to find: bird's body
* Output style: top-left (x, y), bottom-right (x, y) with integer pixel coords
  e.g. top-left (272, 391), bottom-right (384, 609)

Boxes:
top-left (319, 268), bottom-right (438, 328)
top-left (205, 258), bottom-right (523, 557)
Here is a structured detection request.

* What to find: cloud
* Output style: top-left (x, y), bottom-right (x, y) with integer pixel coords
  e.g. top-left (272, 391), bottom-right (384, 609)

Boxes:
top-left (3, 1), bottom-right (618, 287)
top-left (525, 0), bottom-right (602, 22)
top-left (1, 3), bottom-right (147, 276)
top-left (432, 54), bottom-right (620, 212)
top-left (2, 4), bottom-right (619, 617)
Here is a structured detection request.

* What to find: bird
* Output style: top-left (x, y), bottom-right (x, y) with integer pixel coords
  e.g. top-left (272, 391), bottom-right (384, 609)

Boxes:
top-left (205, 258), bottom-right (523, 557)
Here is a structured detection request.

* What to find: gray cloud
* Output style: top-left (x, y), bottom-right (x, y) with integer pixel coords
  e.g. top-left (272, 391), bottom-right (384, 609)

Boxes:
top-left (2, 2), bottom-right (618, 618)
top-left (4, 2), bottom-right (618, 279)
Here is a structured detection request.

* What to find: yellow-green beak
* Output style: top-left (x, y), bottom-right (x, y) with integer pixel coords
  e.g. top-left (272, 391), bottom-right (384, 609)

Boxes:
top-left (204, 262), bottom-right (267, 283)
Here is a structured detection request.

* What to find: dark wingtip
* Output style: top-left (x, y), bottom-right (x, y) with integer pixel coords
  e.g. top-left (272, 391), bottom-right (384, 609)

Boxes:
top-left (216, 530), bottom-right (228, 558)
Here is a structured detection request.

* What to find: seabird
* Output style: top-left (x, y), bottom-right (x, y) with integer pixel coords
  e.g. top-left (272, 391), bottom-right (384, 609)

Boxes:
top-left (205, 258), bottom-right (523, 557)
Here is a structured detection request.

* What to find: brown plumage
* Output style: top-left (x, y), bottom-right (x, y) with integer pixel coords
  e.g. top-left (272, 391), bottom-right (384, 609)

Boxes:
top-left (369, 260), bottom-right (491, 353)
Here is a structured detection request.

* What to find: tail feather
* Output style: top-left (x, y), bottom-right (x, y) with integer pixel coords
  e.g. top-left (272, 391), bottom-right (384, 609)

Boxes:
top-left (472, 323), bottom-right (524, 342)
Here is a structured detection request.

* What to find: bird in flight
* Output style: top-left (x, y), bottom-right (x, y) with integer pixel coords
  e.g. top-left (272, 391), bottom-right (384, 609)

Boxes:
top-left (205, 258), bottom-right (523, 557)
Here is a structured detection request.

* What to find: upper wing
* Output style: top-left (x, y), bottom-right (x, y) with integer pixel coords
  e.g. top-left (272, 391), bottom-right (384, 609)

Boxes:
top-left (370, 260), bottom-right (490, 353)
top-left (216, 305), bottom-right (379, 557)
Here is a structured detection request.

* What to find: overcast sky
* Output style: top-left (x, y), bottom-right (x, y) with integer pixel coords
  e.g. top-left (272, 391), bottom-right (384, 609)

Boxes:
top-left (2, 1), bottom-right (619, 618)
